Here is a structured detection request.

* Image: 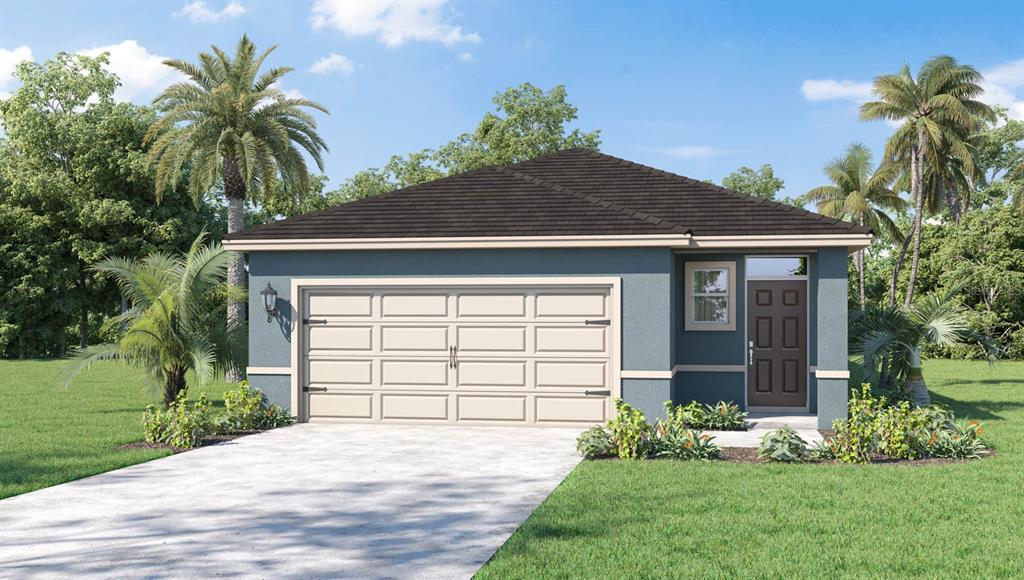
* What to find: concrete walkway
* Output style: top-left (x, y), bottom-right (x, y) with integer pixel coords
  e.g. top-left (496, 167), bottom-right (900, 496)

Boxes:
top-left (0, 423), bottom-right (582, 579)
top-left (707, 414), bottom-right (823, 448)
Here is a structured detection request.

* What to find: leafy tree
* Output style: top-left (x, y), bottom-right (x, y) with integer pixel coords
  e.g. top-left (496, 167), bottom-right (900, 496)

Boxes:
top-left (145, 35), bottom-right (329, 371)
top-left (721, 164), bottom-right (785, 201)
top-left (68, 233), bottom-right (243, 406)
top-left (973, 108), bottom-right (1024, 212)
top-left (322, 83), bottom-right (599, 202)
top-left (0, 52), bottom-right (217, 357)
top-left (852, 287), bottom-right (1001, 405)
top-left (805, 143), bottom-right (906, 307)
top-left (860, 55), bottom-right (993, 308)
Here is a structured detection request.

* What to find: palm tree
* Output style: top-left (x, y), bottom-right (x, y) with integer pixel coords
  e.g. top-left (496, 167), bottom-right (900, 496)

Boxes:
top-left (860, 56), bottom-right (993, 308)
top-left (805, 143), bottom-right (906, 307)
top-left (67, 233), bottom-right (244, 406)
top-left (144, 35), bottom-right (328, 379)
top-left (852, 287), bottom-right (1001, 405)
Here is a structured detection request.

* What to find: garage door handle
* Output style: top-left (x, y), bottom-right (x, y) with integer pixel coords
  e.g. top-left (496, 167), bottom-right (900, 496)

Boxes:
top-left (584, 319), bottom-right (610, 326)
top-left (303, 386), bottom-right (328, 392)
top-left (584, 390), bottom-right (611, 396)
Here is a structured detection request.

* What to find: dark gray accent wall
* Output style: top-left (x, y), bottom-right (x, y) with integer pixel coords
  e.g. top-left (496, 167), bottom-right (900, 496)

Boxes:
top-left (247, 247), bottom-right (676, 412)
top-left (673, 372), bottom-right (745, 406)
top-left (675, 254), bottom-right (746, 366)
top-left (815, 247), bottom-right (850, 428)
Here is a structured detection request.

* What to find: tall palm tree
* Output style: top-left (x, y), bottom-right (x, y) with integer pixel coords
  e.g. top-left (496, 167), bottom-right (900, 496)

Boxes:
top-left (852, 286), bottom-right (1001, 405)
top-left (805, 143), bottom-right (906, 307)
top-left (860, 56), bottom-right (993, 308)
top-left (144, 35), bottom-right (328, 379)
top-left (67, 233), bottom-right (244, 406)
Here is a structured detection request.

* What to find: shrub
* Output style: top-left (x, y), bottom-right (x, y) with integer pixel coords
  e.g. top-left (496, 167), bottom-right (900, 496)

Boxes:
top-left (757, 427), bottom-right (810, 462)
top-left (919, 420), bottom-right (989, 459)
top-left (662, 400), bottom-right (747, 431)
top-left (607, 399), bottom-right (653, 460)
top-left (652, 428), bottom-right (722, 461)
top-left (219, 381), bottom-right (295, 432)
top-left (143, 391), bottom-right (215, 449)
top-left (809, 439), bottom-right (837, 461)
top-left (576, 426), bottom-right (616, 459)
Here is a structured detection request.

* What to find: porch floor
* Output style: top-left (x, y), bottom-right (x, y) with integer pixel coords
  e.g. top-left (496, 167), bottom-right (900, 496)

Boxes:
top-left (708, 414), bottom-right (822, 448)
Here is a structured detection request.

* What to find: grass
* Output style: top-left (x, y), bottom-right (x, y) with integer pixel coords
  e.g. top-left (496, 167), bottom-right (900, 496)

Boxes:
top-left (478, 359), bottom-right (1024, 578)
top-left (0, 359), bottom-right (231, 500)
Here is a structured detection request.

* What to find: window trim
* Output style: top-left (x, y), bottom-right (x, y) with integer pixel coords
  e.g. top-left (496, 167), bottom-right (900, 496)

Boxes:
top-left (684, 261), bottom-right (736, 331)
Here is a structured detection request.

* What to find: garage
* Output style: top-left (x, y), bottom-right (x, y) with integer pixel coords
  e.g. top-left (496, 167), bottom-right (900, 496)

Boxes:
top-left (294, 278), bottom-right (621, 425)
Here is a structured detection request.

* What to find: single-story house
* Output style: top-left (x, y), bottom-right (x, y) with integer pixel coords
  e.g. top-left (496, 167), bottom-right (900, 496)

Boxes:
top-left (224, 149), bottom-right (869, 429)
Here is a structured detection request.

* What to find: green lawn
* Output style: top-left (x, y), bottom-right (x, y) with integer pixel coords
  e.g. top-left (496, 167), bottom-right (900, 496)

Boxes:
top-left (478, 359), bottom-right (1024, 579)
top-left (0, 359), bottom-right (230, 500)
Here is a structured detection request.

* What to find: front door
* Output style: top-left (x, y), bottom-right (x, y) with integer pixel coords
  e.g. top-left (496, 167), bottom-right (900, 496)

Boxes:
top-left (747, 280), bottom-right (807, 407)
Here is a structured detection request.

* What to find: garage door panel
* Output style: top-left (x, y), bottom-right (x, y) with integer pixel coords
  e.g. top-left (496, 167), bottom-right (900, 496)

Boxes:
top-left (536, 293), bottom-right (606, 317)
top-left (457, 395), bottom-right (527, 421)
top-left (308, 294), bottom-right (373, 317)
top-left (457, 294), bottom-right (526, 317)
top-left (457, 361), bottom-right (527, 388)
top-left (302, 283), bottom-right (615, 426)
top-left (456, 326), bottom-right (526, 352)
top-left (535, 396), bottom-right (608, 423)
top-left (308, 393), bottom-right (373, 419)
top-left (381, 326), bottom-right (449, 351)
top-left (381, 360), bottom-right (449, 386)
top-left (536, 361), bottom-right (607, 388)
top-left (382, 294), bottom-right (448, 317)
top-left (307, 326), bottom-right (373, 352)
top-left (382, 394), bottom-right (448, 420)
top-left (535, 326), bottom-right (607, 353)
top-left (308, 359), bottom-right (373, 385)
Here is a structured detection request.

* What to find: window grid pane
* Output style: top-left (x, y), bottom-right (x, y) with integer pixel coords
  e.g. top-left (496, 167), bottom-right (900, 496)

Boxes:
top-left (693, 296), bottom-right (728, 323)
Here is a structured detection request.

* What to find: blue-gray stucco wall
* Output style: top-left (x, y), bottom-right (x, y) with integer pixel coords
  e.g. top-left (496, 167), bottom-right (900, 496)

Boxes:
top-left (815, 247), bottom-right (851, 428)
top-left (246, 247), bottom-right (676, 414)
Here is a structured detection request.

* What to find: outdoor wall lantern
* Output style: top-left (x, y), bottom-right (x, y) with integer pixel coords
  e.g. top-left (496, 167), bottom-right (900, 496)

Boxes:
top-left (261, 282), bottom-right (278, 322)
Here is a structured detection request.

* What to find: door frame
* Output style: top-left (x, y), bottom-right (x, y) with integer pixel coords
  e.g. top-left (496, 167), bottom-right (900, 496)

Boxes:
top-left (288, 276), bottom-right (622, 423)
top-left (743, 255), bottom-right (811, 412)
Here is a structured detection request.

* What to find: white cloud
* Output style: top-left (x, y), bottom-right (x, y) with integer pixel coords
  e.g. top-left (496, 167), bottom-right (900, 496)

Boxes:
top-left (309, 53), bottom-right (356, 76)
top-left (173, 1), bottom-right (247, 23)
top-left (653, 146), bottom-right (724, 159)
top-left (800, 79), bottom-right (874, 102)
top-left (458, 52), bottom-right (475, 63)
top-left (310, 0), bottom-right (481, 48)
top-left (78, 40), bottom-right (184, 103)
top-left (980, 58), bottom-right (1024, 121)
top-left (0, 45), bottom-right (33, 97)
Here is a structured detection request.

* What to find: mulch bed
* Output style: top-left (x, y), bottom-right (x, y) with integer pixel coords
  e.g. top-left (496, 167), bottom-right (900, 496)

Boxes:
top-left (115, 432), bottom-right (257, 454)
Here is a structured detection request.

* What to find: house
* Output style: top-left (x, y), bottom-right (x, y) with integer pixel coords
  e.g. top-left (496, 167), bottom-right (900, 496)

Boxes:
top-left (223, 149), bottom-right (868, 429)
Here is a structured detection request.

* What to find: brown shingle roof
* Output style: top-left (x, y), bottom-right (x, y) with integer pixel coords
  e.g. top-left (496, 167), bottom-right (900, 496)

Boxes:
top-left (225, 149), bottom-right (869, 240)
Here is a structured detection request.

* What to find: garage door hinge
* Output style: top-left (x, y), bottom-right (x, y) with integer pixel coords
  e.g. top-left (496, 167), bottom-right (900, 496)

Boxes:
top-left (303, 386), bottom-right (328, 392)
top-left (303, 318), bottom-right (327, 325)
top-left (584, 319), bottom-right (611, 326)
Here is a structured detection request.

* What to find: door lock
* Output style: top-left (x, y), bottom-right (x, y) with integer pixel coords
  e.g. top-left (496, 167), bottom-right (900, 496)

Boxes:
top-left (748, 340), bottom-right (754, 365)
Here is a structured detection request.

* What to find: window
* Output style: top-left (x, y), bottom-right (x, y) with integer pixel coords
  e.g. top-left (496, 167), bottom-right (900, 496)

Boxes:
top-left (684, 261), bottom-right (736, 331)
top-left (746, 256), bottom-right (807, 278)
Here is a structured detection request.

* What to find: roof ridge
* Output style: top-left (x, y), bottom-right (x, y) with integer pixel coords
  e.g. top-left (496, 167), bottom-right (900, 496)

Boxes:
top-left (566, 149), bottom-right (859, 231)
top-left (496, 166), bottom-right (691, 235)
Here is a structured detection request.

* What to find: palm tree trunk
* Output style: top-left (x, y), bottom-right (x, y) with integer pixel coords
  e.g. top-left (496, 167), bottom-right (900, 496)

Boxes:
top-left (164, 366), bottom-right (188, 408)
top-left (888, 230), bottom-right (913, 307)
top-left (904, 127), bottom-right (927, 309)
top-left (904, 346), bottom-right (929, 405)
top-left (223, 155), bottom-right (246, 383)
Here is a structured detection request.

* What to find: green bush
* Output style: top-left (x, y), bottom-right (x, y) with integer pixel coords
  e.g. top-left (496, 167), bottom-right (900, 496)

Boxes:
top-left (757, 427), bottom-right (810, 462)
top-left (662, 400), bottom-right (747, 431)
top-left (809, 439), bottom-right (838, 461)
top-left (576, 426), bottom-right (616, 459)
top-left (652, 427), bottom-right (722, 461)
top-left (219, 381), bottom-right (295, 432)
top-left (143, 391), bottom-right (215, 449)
top-left (919, 420), bottom-right (989, 459)
top-left (607, 399), bottom-right (653, 460)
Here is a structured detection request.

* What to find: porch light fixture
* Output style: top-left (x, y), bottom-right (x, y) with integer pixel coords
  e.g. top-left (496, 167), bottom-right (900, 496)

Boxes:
top-left (260, 282), bottom-right (278, 322)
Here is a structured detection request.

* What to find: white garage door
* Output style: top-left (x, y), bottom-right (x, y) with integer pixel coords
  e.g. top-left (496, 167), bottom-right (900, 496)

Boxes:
top-left (298, 279), bottom-right (618, 426)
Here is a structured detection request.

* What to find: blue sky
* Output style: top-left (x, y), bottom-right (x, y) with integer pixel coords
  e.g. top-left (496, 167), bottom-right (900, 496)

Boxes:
top-left (2, 1), bottom-right (1022, 199)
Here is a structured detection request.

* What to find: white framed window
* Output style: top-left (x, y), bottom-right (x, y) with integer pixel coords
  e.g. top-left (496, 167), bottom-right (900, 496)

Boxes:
top-left (684, 261), bottom-right (736, 331)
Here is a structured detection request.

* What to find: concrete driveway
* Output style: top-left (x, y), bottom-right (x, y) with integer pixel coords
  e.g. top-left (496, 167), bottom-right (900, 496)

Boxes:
top-left (0, 423), bottom-right (582, 579)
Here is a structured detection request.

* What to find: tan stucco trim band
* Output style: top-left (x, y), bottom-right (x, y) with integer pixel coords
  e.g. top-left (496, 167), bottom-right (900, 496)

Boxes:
top-left (246, 366), bottom-right (291, 375)
top-left (223, 233), bottom-right (872, 252)
top-left (620, 370), bottom-right (673, 379)
top-left (672, 364), bottom-right (746, 373)
top-left (814, 369), bottom-right (851, 379)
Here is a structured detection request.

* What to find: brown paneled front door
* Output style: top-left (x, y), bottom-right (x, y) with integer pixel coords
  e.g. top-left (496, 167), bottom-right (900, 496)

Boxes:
top-left (747, 280), bottom-right (807, 407)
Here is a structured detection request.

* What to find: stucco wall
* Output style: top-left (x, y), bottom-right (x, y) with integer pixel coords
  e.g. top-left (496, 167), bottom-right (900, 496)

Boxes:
top-left (814, 247), bottom-right (850, 428)
top-left (246, 247), bottom-right (675, 413)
